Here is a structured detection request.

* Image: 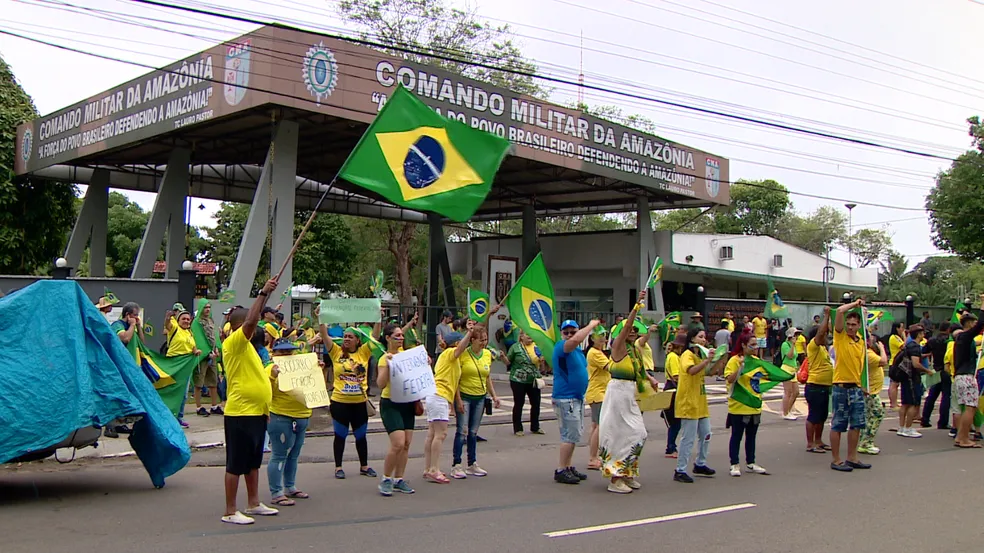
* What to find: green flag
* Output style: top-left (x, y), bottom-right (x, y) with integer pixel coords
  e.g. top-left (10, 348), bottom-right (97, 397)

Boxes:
top-left (218, 289), bottom-right (236, 303)
top-left (337, 85), bottom-right (511, 222)
top-left (656, 311), bottom-right (682, 346)
top-left (191, 298), bottom-right (216, 359)
top-left (369, 270), bottom-right (385, 298)
top-left (468, 288), bottom-right (491, 323)
top-left (646, 256), bottom-right (664, 289)
top-left (731, 356), bottom-right (794, 409)
top-left (504, 253), bottom-right (558, 367)
top-left (103, 287), bottom-right (120, 304)
top-left (765, 276), bottom-right (789, 319)
top-left (859, 307), bottom-right (870, 392)
top-left (122, 333), bottom-right (198, 416)
top-left (951, 300), bottom-right (968, 324)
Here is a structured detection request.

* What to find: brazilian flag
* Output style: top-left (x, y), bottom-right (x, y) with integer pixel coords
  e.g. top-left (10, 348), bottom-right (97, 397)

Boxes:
top-left (117, 333), bottom-right (198, 416)
top-left (338, 85), bottom-right (511, 222)
top-left (646, 256), bottom-right (663, 289)
top-left (468, 288), bottom-right (490, 323)
top-left (764, 276), bottom-right (789, 319)
top-left (504, 253), bottom-right (558, 368)
top-left (655, 311), bottom-right (682, 346)
top-left (731, 356), bottom-right (794, 410)
top-left (951, 299), bottom-right (969, 324)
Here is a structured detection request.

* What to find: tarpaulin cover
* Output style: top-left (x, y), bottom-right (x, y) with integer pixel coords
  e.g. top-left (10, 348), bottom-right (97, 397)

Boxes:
top-left (0, 280), bottom-right (190, 487)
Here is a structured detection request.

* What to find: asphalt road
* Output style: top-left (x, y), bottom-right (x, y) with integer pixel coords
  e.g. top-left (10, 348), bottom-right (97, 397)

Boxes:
top-left (2, 400), bottom-right (981, 553)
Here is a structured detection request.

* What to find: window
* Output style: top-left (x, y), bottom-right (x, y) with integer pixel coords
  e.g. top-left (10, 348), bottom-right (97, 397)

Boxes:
top-left (772, 254), bottom-right (783, 267)
top-left (719, 246), bottom-right (733, 260)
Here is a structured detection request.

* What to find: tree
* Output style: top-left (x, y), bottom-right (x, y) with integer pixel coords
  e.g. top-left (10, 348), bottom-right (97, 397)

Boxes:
top-left (782, 205), bottom-right (847, 255)
top-left (878, 251), bottom-right (908, 288)
top-left (651, 208), bottom-right (715, 233)
top-left (926, 118), bottom-right (984, 261)
top-left (844, 227), bottom-right (893, 269)
top-left (0, 56), bottom-right (77, 274)
top-left (713, 180), bottom-right (791, 236)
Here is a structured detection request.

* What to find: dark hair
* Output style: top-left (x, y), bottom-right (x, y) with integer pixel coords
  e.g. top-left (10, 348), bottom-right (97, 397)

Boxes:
top-left (250, 328), bottom-right (267, 351)
top-left (380, 323), bottom-right (400, 350)
top-left (730, 330), bottom-right (754, 357)
top-left (121, 302), bottom-right (140, 317)
top-left (890, 321), bottom-right (904, 335)
top-left (845, 311), bottom-right (862, 322)
top-left (807, 324), bottom-right (821, 343)
top-left (720, 320), bottom-right (729, 329)
top-left (685, 327), bottom-right (704, 347)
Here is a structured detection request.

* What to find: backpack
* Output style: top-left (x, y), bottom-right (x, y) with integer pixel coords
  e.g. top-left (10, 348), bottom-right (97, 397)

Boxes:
top-left (888, 348), bottom-right (910, 383)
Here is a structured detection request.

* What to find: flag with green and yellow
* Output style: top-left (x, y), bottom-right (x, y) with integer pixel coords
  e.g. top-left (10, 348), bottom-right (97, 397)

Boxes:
top-left (504, 253), bottom-right (558, 367)
top-left (731, 356), bottom-right (794, 409)
top-left (338, 85), bottom-right (511, 222)
top-left (468, 288), bottom-right (491, 323)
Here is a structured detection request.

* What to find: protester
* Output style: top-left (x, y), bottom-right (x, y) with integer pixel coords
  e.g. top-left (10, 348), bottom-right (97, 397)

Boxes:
top-left (661, 334), bottom-right (686, 458)
top-left (317, 321), bottom-right (378, 479)
top-left (898, 324), bottom-right (931, 438)
top-left (952, 299), bottom-right (984, 448)
top-left (714, 319), bottom-right (731, 350)
top-left (584, 326), bottom-right (610, 470)
top-left (921, 324), bottom-right (952, 429)
top-left (106, 301), bottom-right (145, 437)
top-left (795, 328), bottom-right (808, 365)
top-left (920, 311), bottom-right (933, 332)
top-left (780, 327), bottom-right (801, 420)
top-left (723, 312), bottom-right (736, 333)
top-left (600, 291), bottom-right (659, 493)
top-left (829, 299), bottom-right (871, 472)
top-left (805, 307), bottom-right (833, 453)
top-left (887, 321), bottom-right (905, 410)
top-left (422, 332), bottom-right (464, 484)
top-left (858, 332), bottom-right (888, 454)
top-left (751, 312), bottom-right (768, 357)
top-left (194, 302), bottom-right (223, 417)
top-left (448, 325), bottom-right (500, 479)
top-left (376, 324), bottom-right (417, 496)
top-left (165, 307), bottom-right (201, 429)
top-left (436, 310), bottom-right (454, 351)
top-left (506, 330), bottom-right (545, 437)
top-left (725, 334), bottom-right (770, 477)
top-left (265, 338), bottom-right (313, 507)
top-left (221, 277), bottom-right (280, 525)
top-left (944, 324), bottom-right (960, 438)
top-left (96, 296), bottom-right (114, 318)
top-left (674, 328), bottom-right (718, 483)
top-left (688, 312), bottom-right (705, 332)
top-left (552, 317), bottom-right (600, 485)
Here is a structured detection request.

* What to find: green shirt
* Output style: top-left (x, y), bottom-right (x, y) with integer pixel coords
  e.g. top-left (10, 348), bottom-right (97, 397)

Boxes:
top-left (781, 341), bottom-right (797, 368)
top-left (506, 342), bottom-right (541, 384)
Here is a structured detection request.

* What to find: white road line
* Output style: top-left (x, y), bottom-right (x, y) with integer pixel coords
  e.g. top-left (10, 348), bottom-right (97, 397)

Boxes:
top-left (542, 503), bottom-right (757, 538)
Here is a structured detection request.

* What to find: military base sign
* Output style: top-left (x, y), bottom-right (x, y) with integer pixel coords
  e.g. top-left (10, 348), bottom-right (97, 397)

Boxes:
top-left (15, 26), bottom-right (729, 206)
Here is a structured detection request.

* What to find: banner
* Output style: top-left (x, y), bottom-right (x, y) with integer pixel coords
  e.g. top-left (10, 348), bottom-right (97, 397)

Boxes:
top-left (276, 352), bottom-right (330, 408)
top-left (387, 346), bottom-right (436, 403)
top-left (318, 298), bottom-right (381, 325)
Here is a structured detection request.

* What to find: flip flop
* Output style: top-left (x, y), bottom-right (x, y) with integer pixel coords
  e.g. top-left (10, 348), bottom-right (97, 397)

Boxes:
top-left (819, 444), bottom-right (832, 451)
top-left (806, 447), bottom-right (826, 454)
top-left (954, 443), bottom-right (982, 449)
top-left (271, 496), bottom-right (295, 507)
top-left (286, 490), bottom-right (310, 499)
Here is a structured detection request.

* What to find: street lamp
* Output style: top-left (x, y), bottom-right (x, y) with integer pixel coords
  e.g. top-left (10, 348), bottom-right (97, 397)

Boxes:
top-left (845, 203), bottom-right (857, 270)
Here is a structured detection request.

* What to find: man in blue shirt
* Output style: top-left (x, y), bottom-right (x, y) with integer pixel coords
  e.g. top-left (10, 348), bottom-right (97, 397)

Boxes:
top-left (552, 318), bottom-right (600, 484)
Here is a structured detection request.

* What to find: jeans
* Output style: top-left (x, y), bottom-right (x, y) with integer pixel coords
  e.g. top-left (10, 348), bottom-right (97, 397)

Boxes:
top-left (676, 417), bottom-right (711, 473)
top-left (663, 381), bottom-right (681, 454)
top-left (267, 414), bottom-right (309, 497)
top-left (728, 416), bottom-right (758, 465)
top-left (453, 397), bottom-right (486, 466)
top-left (510, 381), bottom-right (541, 433)
top-left (177, 383), bottom-right (189, 421)
top-left (922, 370), bottom-right (952, 428)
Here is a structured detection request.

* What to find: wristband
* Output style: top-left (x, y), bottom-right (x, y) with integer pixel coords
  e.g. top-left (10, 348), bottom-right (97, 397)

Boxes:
top-left (258, 291), bottom-right (268, 296)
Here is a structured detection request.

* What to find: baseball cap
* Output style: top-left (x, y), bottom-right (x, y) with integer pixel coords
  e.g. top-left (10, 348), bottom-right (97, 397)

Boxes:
top-left (561, 320), bottom-right (579, 330)
top-left (786, 327), bottom-right (800, 338)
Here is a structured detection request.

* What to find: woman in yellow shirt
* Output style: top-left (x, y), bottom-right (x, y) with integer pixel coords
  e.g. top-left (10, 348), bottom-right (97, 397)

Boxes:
top-left (858, 333), bottom-right (889, 455)
top-left (584, 326), bottom-right (610, 470)
top-left (266, 339), bottom-right (315, 506)
top-left (450, 326), bottom-right (500, 480)
top-left (805, 307), bottom-right (833, 453)
top-left (165, 310), bottom-right (201, 428)
top-left (674, 328), bottom-right (720, 483)
top-left (888, 322), bottom-right (905, 409)
top-left (662, 336), bottom-right (686, 458)
top-left (724, 334), bottom-right (771, 477)
top-left (422, 332), bottom-right (466, 484)
top-left (376, 324), bottom-right (416, 496)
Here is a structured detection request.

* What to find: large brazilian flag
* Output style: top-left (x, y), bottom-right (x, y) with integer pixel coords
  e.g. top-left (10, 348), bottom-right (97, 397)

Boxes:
top-left (338, 85), bottom-right (511, 222)
top-left (731, 356), bottom-right (794, 410)
top-left (504, 253), bottom-right (558, 368)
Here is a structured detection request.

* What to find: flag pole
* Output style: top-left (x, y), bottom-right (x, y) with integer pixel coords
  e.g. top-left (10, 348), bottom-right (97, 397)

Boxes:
top-left (274, 177), bottom-right (338, 280)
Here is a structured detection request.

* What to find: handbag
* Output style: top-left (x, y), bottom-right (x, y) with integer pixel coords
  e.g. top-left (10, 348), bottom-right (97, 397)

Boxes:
top-left (535, 377), bottom-right (546, 390)
top-left (796, 356), bottom-right (809, 385)
top-left (413, 400), bottom-right (424, 417)
top-left (470, 348), bottom-right (495, 415)
top-left (519, 342), bottom-right (545, 390)
top-left (366, 399), bottom-right (377, 418)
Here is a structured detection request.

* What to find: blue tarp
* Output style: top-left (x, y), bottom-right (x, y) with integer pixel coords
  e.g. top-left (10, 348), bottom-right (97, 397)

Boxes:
top-left (0, 280), bottom-right (190, 487)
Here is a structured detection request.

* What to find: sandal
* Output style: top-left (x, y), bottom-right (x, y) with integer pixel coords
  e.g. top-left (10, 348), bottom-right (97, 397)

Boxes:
top-left (271, 496), bottom-right (295, 507)
top-left (286, 490), bottom-right (310, 499)
top-left (587, 461), bottom-right (602, 470)
top-left (819, 444), bottom-right (832, 451)
top-left (954, 442), bottom-right (982, 448)
top-left (424, 471), bottom-right (450, 484)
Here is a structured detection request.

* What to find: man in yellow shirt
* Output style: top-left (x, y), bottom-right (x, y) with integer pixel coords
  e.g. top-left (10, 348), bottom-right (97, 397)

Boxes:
top-left (805, 306), bottom-right (833, 452)
top-left (723, 312), bottom-right (736, 333)
top-left (829, 299), bottom-right (871, 472)
top-left (220, 277), bottom-right (280, 525)
top-left (752, 313), bottom-right (768, 357)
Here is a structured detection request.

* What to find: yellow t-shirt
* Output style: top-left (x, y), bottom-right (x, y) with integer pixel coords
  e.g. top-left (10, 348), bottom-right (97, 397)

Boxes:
top-left (945, 341), bottom-right (955, 377)
top-left (832, 329), bottom-right (865, 385)
top-left (866, 350), bottom-right (884, 395)
top-left (223, 321), bottom-right (231, 336)
top-left (795, 334), bottom-right (807, 355)
top-left (889, 335), bottom-right (904, 363)
top-left (584, 348), bottom-right (611, 405)
top-left (433, 348), bottom-right (462, 403)
top-left (166, 317), bottom-right (195, 357)
top-left (269, 356), bottom-right (313, 419)
top-left (976, 335), bottom-right (984, 369)
top-left (637, 341), bottom-right (654, 372)
top-left (676, 350), bottom-right (709, 419)
top-left (380, 348), bottom-right (404, 400)
top-left (459, 348), bottom-right (492, 398)
top-left (724, 319), bottom-right (735, 333)
top-left (328, 342), bottom-right (372, 404)
top-left (222, 327), bottom-right (272, 416)
top-left (725, 355), bottom-right (759, 416)
top-left (752, 317), bottom-right (768, 339)
top-left (806, 339), bottom-right (833, 386)
top-left (665, 351), bottom-right (681, 379)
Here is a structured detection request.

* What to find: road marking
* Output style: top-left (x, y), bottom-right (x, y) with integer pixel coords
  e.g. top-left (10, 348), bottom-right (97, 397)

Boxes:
top-left (543, 503), bottom-right (757, 538)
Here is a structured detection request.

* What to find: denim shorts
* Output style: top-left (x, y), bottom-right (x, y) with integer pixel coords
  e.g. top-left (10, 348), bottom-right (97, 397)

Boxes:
top-left (804, 383), bottom-right (831, 424)
top-left (552, 397), bottom-right (584, 444)
top-left (830, 385), bottom-right (866, 432)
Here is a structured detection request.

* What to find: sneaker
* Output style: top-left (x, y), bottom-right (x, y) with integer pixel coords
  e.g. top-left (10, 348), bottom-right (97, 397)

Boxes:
top-left (221, 511), bottom-right (254, 525)
top-left (450, 465), bottom-right (467, 479)
top-left (866, 445), bottom-right (881, 455)
top-left (378, 478), bottom-right (393, 497)
top-left (334, 469), bottom-right (345, 479)
top-left (896, 428), bottom-right (907, 437)
top-left (664, 451), bottom-right (678, 459)
top-left (857, 445), bottom-right (880, 455)
top-left (514, 431), bottom-right (525, 437)
top-left (178, 420), bottom-right (189, 428)
top-left (466, 464), bottom-right (488, 477)
top-left (568, 467), bottom-right (587, 481)
top-left (607, 479), bottom-right (633, 494)
top-left (394, 479), bottom-right (415, 494)
top-left (210, 406), bottom-right (224, 415)
top-left (782, 414), bottom-right (798, 421)
top-left (746, 463), bottom-right (769, 475)
top-left (904, 428), bottom-right (923, 438)
top-left (244, 503), bottom-right (279, 516)
top-left (693, 464), bottom-right (716, 477)
top-left (114, 425), bottom-right (132, 434)
top-left (197, 407), bottom-right (210, 417)
top-left (920, 421), bottom-right (932, 428)
top-left (531, 429), bottom-right (546, 435)
top-left (554, 468), bottom-right (580, 485)
top-left (729, 464), bottom-right (741, 477)
top-left (476, 435), bottom-right (487, 442)
top-left (103, 426), bottom-right (119, 439)
top-left (673, 471), bottom-right (694, 483)
top-left (360, 467), bottom-right (378, 477)
top-left (624, 477), bottom-right (641, 489)
top-left (949, 428), bottom-right (958, 438)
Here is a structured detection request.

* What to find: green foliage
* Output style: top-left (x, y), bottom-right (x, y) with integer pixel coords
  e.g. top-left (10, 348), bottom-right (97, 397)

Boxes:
top-left (0, 56), bottom-right (77, 273)
top-left (713, 180), bottom-right (791, 236)
top-left (874, 255), bottom-right (984, 304)
top-left (926, 133), bottom-right (984, 261)
top-left (844, 228), bottom-right (894, 269)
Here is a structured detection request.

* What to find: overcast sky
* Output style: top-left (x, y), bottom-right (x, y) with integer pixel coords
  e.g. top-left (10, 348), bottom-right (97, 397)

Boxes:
top-left (1, 0), bottom-right (981, 269)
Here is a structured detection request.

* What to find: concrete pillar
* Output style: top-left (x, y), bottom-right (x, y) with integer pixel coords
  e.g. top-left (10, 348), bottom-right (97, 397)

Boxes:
top-left (133, 148), bottom-right (191, 279)
top-left (64, 170), bottom-right (109, 276)
top-left (521, 205), bottom-right (538, 272)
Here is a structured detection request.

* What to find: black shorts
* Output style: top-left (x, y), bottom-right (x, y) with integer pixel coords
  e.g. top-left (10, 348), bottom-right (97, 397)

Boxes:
top-left (329, 401), bottom-right (369, 430)
top-left (379, 398), bottom-right (416, 433)
top-left (804, 383), bottom-right (831, 424)
top-left (901, 377), bottom-right (923, 406)
top-left (224, 415), bottom-right (267, 476)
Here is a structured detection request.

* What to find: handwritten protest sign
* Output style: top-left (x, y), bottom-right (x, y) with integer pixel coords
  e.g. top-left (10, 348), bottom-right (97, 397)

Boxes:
top-left (276, 352), bottom-right (330, 408)
top-left (318, 298), bottom-right (381, 325)
top-left (387, 346), bottom-right (436, 403)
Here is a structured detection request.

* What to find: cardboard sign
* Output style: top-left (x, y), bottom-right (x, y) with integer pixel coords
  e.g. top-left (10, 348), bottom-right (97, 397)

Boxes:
top-left (387, 346), bottom-right (436, 403)
top-left (318, 298), bottom-right (381, 325)
top-left (276, 352), bottom-right (330, 408)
